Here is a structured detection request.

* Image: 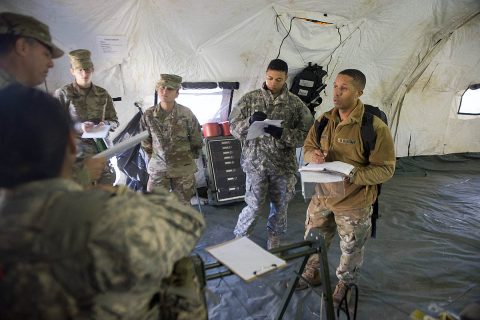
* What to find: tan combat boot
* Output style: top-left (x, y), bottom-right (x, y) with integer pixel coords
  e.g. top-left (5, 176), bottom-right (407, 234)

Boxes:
top-left (296, 266), bottom-right (322, 290)
top-left (332, 281), bottom-right (351, 308)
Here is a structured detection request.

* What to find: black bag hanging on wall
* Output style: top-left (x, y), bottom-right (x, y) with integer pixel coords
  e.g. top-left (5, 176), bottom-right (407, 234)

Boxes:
top-left (290, 62), bottom-right (327, 114)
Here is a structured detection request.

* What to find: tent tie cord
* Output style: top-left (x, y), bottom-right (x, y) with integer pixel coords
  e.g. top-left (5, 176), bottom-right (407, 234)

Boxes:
top-left (272, 6), bottom-right (305, 63)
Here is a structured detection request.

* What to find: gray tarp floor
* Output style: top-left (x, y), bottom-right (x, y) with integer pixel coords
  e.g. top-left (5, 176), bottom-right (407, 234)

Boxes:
top-left (193, 153), bottom-right (480, 320)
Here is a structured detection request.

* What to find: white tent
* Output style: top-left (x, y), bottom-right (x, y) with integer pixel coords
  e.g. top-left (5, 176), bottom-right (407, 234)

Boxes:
top-left (2, 0), bottom-right (480, 157)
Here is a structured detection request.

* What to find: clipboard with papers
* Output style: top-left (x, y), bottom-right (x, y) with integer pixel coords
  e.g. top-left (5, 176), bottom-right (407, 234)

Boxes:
top-left (81, 124), bottom-right (111, 138)
top-left (246, 119), bottom-right (283, 140)
top-left (206, 237), bottom-right (286, 282)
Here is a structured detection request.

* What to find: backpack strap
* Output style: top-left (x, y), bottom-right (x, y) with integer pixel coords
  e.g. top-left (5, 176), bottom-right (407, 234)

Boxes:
top-left (314, 116), bottom-right (329, 145)
top-left (361, 107), bottom-right (383, 238)
top-left (360, 110), bottom-right (376, 160)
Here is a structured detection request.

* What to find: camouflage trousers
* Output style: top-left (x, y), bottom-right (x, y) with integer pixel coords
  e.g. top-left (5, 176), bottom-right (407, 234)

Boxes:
top-left (304, 196), bottom-right (373, 284)
top-left (233, 172), bottom-right (296, 237)
top-left (147, 173), bottom-right (195, 206)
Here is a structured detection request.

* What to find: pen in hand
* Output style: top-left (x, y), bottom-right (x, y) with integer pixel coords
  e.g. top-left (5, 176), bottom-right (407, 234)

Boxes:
top-left (312, 148), bottom-right (328, 164)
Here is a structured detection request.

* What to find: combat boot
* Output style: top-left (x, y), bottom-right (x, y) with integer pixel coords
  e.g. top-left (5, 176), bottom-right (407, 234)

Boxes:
top-left (267, 233), bottom-right (280, 250)
top-left (296, 266), bottom-right (322, 290)
top-left (332, 281), bottom-right (351, 308)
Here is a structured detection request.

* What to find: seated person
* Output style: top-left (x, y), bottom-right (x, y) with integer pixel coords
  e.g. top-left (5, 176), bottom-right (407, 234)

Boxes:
top-left (0, 84), bottom-right (206, 319)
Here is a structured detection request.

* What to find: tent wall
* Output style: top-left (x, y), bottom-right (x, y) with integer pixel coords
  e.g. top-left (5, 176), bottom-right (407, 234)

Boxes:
top-left (1, 0), bottom-right (479, 157)
top-left (393, 15), bottom-right (480, 156)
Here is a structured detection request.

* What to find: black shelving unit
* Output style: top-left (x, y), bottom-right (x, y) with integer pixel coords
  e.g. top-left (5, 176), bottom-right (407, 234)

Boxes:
top-left (202, 136), bottom-right (246, 204)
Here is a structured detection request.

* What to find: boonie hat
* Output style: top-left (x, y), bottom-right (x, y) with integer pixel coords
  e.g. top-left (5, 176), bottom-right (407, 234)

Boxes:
top-left (0, 12), bottom-right (64, 58)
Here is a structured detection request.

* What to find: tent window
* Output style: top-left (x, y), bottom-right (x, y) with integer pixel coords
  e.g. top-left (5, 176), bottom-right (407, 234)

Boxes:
top-left (153, 82), bottom-right (239, 125)
top-left (458, 84), bottom-right (480, 115)
top-left (177, 88), bottom-right (226, 125)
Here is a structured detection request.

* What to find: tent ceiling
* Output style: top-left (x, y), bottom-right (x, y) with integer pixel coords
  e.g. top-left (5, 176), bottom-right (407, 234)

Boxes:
top-left (2, 0), bottom-right (479, 156)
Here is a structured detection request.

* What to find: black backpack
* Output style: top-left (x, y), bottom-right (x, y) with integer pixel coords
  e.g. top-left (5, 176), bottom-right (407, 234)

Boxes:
top-left (314, 104), bottom-right (388, 238)
top-left (290, 62), bottom-right (327, 115)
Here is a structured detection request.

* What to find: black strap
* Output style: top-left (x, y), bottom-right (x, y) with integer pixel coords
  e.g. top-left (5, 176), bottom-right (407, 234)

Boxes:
top-left (360, 110), bottom-right (380, 237)
top-left (360, 111), bottom-right (376, 161)
top-left (314, 116), bottom-right (329, 144)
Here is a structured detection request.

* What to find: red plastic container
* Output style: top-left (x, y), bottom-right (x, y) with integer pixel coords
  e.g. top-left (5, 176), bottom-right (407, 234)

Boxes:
top-left (219, 121), bottom-right (231, 136)
top-left (202, 123), bottom-right (222, 137)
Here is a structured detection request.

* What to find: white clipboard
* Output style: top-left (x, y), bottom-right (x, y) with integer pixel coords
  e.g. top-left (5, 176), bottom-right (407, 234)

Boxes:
top-left (206, 237), bottom-right (286, 282)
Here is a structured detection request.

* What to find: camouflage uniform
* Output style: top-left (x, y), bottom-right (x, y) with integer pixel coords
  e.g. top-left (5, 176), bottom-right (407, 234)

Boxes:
top-left (0, 178), bottom-right (206, 319)
top-left (0, 69), bottom-right (16, 89)
top-left (229, 83), bottom-right (313, 237)
top-left (55, 81), bottom-right (119, 185)
top-left (141, 102), bottom-right (202, 205)
top-left (302, 101), bottom-right (396, 284)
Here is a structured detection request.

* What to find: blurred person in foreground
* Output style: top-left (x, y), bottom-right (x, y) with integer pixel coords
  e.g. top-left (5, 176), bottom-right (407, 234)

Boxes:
top-left (0, 84), bottom-right (207, 319)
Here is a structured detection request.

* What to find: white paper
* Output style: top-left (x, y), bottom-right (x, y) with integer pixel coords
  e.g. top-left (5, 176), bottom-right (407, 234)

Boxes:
top-left (96, 35), bottom-right (128, 57)
top-left (299, 161), bottom-right (355, 176)
top-left (206, 237), bottom-right (286, 282)
top-left (81, 124), bottom-right (111, 138)
top-left (93, 130), bottom-right (149, 159)
top-left (246, 119), bottom-right (283, 140)
top-left (300, 170), bottom-right (345, 183)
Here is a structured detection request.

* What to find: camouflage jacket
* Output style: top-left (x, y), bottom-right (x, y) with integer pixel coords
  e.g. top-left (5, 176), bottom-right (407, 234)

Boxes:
top-left (0, 68), bottom-right (16, 89)
top-left (55, 82), bottom-right (119, 129)
top-left (229, 83), bottom-right (313, 175)
top-left (55, 82), bottom-right (119, 156)
top-left (140, 102), bottom-right (202, 177)
top-left (0, 178), bottom-right (205, 319)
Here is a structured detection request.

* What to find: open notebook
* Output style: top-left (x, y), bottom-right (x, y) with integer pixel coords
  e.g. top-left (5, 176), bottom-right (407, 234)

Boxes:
top-left (299, 161), bottom-right (354, 183)
top-left (299, 161), bottom-right (354, 176)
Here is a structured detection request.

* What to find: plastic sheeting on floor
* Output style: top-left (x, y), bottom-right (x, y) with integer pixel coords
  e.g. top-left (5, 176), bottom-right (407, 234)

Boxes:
top-left (193, 153), bottom-right (480, 319)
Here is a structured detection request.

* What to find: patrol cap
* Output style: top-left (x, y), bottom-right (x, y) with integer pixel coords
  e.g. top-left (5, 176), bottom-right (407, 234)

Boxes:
top-left (0, 12), bottom-right (64, 58)
top-left (156, 74), bottom-right (182, 89)
top-left (68, 49), bottom-right (93, 69)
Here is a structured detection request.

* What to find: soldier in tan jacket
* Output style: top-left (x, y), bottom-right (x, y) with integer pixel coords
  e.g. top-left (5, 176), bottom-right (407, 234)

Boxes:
top-left (298, 69), bottom-right (396, 308)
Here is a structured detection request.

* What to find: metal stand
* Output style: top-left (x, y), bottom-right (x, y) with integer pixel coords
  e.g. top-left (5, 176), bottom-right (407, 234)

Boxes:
top-left (194, 187), bottom-right (203, 215)
top-left (204, 228), bottom-right (335, 320)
